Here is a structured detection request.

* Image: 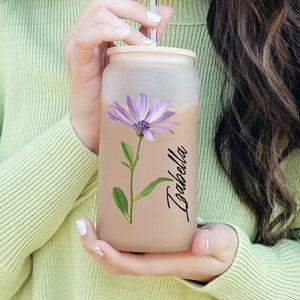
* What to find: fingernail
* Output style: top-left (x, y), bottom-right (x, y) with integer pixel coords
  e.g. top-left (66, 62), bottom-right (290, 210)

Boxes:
top-left (76, 219), bottom-right (87, 236)
top-left (116, 27), bottom-right (130, 37)
top-left (91, 246), bottom-right (104, 257)
top-left (142, 36), bottom-right (157, 46)
top-left (146, 10), bottom-right (162, 23)
top-left (204, 239), bottom-right (210, 254)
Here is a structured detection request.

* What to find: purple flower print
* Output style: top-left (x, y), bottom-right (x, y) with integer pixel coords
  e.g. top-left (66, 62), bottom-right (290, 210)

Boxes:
top-left (105, 93), bottom-right (177, 223)
top-left (106, 93), bottom-right (177, 141)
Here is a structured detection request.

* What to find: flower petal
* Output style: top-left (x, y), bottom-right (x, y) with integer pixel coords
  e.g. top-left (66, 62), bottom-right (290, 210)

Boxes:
top-left (150, 111), bottom-right (176, 125)
top-left (150, 121), bottom-right (178, 128)
top-left (126, 95), bottom-right (139, 123)
top-left (137, 93), bottom-right (148, 121)
top-left (108, 102), bottom-right (133, 123)
top-left (149, 126), bottom-right (175, 134)
top-left (106, 110), bottom-right (133, 127)
top-left (142, 130), bottom-right (155, 141)
top-left (147, 99), bottom-right (172, 123)
top-left (145, 98), bottom-right (160, 121)
top-left (106, 101), bottom-right (135, 127)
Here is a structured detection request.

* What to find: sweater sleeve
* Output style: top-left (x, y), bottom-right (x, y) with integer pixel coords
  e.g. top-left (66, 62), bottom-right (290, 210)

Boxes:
top-left (202, 166), bottom-right (300, 300)
top-left (0, 115), bottom-right (98, 296)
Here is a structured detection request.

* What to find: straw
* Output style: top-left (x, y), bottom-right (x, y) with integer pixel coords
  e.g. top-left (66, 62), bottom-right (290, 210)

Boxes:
top-left (148, 0), bottom-right (157, 42)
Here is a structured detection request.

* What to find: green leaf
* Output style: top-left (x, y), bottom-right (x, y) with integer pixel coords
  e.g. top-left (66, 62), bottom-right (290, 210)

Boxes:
top-left (121, 161), bottom-right (131, 169)
top-left (121, 141), bottom-right (133, 166)
top-left (112, 187), bottom-right (130, 222)
top-left (134, 177), bottom-right (173, 202)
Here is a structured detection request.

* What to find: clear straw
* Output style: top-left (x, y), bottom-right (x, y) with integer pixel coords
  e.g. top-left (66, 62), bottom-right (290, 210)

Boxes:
top-left (148, 0), bottom-right (157, 42)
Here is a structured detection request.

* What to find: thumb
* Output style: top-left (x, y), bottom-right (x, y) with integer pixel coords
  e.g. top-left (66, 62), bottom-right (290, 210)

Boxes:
top-left (155, 5), bottom-right (174, 39)
top-left (191, 223), bottom-right (238, 264)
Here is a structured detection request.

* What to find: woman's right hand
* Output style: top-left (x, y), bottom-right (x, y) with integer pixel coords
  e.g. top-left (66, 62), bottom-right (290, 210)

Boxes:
top-left (62, 0), bottom-right (173, 154)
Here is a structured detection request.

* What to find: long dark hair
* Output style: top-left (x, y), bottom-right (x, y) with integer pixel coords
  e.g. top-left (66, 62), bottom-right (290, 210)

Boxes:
top-left (207, 0), bottom-right (300, 245)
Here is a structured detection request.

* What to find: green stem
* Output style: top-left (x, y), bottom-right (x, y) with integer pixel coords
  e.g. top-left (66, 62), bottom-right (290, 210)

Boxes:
top-left (129, 134), bottom-right (143, 223)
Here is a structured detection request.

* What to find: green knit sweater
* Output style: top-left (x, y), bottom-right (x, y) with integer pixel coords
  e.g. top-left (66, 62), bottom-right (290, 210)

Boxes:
top-left (0, 0), bottom-right (299, 299)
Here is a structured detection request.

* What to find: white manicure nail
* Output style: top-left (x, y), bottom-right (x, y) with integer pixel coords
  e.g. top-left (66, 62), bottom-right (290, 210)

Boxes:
top-left (142, 36), bottom-right (157, 46)
top-left (146, 10), bottom-right (162, 23)
top-left (116, 27), bottom-right (130, 37)
top-left (91, 246), bottom-right (104, 257)
top-left (204, 239), bottom-right (210, 254)
top-left (76, 219), bottom-right (87, 236)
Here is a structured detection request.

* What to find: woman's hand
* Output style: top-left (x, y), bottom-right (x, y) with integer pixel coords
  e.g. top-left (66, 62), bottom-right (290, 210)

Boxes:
top-left (62, 0), bottom-right (173, 153)
top-left (76, 219), bottom-right (238, 282)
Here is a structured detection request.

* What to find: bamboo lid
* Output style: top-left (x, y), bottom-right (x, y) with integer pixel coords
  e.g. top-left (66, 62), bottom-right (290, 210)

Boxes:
top-left (107, 46), bottom-right (196, 59)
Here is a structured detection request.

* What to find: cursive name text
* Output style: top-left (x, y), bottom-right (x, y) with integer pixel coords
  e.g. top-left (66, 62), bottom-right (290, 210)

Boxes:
top-left (166, 146), bottom-right (189, 222)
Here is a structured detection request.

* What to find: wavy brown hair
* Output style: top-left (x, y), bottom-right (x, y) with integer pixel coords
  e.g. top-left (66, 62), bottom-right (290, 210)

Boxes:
top-left (207, 0), bottom-right (300, 245)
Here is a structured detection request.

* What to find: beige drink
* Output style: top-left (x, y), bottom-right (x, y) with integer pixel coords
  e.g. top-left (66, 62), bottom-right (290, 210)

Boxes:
top-left (97, 100), bottom-right (199, 252)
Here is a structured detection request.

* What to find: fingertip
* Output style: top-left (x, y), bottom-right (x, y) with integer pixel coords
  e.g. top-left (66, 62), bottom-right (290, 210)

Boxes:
top-left (204, 239), bottom-right (210, 254)
top-left (142, 36), bottom-right (157, 46)
top-left (116, 27), bottom-right (130, 37)
top-left (76, 217), bottom-right (97, 238)
top-left (91, 245), bottom-right (104, 257)
top-left (76, 219), bottom-right (87, 236)
top-left (191, 231), bottom-right (210, 256)
top-left (97, 239), bottom-right (125, 261)
top-left (156, 5), bottom-right (174, 19)
top-left (191, 241), bottom-right (209, 256)
top-left (155, 5), bottom-right (174, 40)
top-left (146, 10), bottom-right (162, 24)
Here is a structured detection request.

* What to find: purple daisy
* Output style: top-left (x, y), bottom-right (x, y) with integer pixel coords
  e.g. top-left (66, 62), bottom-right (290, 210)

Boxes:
top-left (106, 93), bottom-right (178, 141)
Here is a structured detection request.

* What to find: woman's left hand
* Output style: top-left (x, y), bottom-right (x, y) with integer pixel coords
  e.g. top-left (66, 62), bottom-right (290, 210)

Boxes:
top-left (76, 219), bottom-right (238, 282)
